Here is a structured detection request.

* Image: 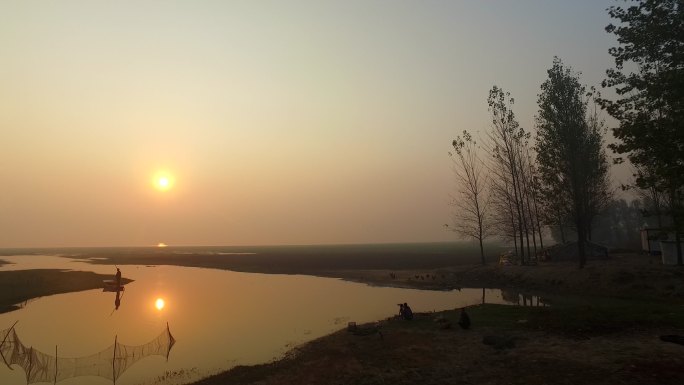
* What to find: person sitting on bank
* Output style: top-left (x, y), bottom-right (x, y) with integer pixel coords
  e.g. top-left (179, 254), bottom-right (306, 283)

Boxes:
top-left (398, 303), bottom-right (405, 318)
top-left (402, 302), bottom-right (413, 320)
top-left (458, 307), bottom-right (471, 329)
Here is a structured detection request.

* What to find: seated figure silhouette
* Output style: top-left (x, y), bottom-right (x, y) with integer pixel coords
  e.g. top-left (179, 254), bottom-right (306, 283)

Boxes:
top-left (402, 302), bottom-right (413, 320)
top-left (458, 307), bottom-right (471, 329)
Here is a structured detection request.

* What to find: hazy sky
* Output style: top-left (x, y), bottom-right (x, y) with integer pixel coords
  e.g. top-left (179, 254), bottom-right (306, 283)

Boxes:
top-left (0, 0), bottom-right (628, 247)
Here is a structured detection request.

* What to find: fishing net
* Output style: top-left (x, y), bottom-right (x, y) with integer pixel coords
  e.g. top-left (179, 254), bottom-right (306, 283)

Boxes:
top-left (0, 323), bottom-right (175, 384)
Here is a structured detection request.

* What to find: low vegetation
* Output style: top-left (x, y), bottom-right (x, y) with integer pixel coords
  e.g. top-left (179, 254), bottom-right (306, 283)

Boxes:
top-left (192, 302), bottom-right (684, 385)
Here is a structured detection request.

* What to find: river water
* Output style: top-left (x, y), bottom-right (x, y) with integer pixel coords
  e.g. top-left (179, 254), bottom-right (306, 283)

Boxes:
top-left (0, 254), bottom-right (541, 385)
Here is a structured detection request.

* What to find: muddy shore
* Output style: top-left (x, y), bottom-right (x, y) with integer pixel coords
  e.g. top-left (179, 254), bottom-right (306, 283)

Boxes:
top-left (185, 253), bottom-right (684, 385)
top-left (192, 302), bottom-right (684, 385)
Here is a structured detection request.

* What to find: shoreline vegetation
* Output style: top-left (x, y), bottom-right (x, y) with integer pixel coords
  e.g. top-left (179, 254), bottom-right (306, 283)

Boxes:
top-left (2, 251), bottom-right (684, 384)
top-left (192, 303), bottom-right (684, 385)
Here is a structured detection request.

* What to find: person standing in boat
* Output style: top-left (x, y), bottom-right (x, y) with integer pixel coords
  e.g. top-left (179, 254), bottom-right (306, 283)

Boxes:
top-left (115, 267), bottom-right (122, 288)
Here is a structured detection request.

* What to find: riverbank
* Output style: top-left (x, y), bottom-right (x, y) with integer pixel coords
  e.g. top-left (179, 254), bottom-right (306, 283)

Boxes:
top-left (80, 249), bottom-right (684, 300)
top-left (2, 250), bottom-right (684, 384)
top-left (192, 302), bottom-right (684, 385)
top-left (0, 269), bottom-right (132, 313)
top-left (181, 252), bottom-right (684, 385)
top-left (324, 253), bottom-right (684, 300)
top-left (3, 250), bottom-right (682, 315)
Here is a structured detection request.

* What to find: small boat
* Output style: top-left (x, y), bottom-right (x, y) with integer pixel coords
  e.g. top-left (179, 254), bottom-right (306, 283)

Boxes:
top-left (103, 279), bottom-right (125, 292)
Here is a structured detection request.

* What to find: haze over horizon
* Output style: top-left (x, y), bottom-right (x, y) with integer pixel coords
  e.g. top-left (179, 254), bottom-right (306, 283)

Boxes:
top-left (1, 0), bottom-right (629, 248)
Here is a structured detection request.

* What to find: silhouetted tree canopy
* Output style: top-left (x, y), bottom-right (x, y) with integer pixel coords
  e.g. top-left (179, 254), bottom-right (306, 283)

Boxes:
top-left (485, 86), bottom-right (543, 263)
top-left (536, 58), bottom-right (611, 268)
top-left (600, 0), bottom-right (684, 264)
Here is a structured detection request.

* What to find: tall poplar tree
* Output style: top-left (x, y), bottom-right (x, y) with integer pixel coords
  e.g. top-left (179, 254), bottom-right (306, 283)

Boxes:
top-left (536, 58), bottom-right (611, 268)
top-left (487, 86), bottom-right (533, 264)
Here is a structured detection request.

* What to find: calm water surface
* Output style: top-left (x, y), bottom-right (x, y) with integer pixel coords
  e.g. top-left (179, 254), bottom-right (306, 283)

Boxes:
top-left (0, 255), bottom-right (539, 385)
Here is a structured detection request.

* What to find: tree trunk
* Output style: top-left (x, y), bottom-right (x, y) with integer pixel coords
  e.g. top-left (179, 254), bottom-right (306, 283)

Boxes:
top-left (509, 200), bottom-right (518, 256)
top-left (520, 191), bottom-right (534, 261)
top-left (532, 183), bottom-right (545, 250)
top-left (512, 232), bottom-right (518, 256)
top-left (675, 230), bottom-right (682, 266)
top-left (670, 186), bottom-right (682, 266)
top-left (523, 172), bottom-right (538, 257)
top-left (524, 226), bottom-right (531, 262)
top-left (559, 221), bottom-right (566, 243)
top-left (510, 160), bottom-right (526, 265)
top-left (576, 218), bottom-right (587, 269)
top-left (479, 238), bottom-right (486, 266)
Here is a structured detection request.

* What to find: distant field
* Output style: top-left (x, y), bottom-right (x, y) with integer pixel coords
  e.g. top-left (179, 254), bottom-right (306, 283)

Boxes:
top-left (0, 242), bottom-right (509, 273)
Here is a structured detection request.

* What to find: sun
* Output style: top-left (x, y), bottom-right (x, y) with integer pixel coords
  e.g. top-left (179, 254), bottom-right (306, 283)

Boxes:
top-left (152, 171), bottom-right (175, 191)
top-left (155, 298), bottom-right (165, 311)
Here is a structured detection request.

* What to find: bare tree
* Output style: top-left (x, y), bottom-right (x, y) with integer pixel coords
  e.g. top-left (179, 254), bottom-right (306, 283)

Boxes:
top-left (490, 171), bottom-right (520, 255)
top-left (448, 130), bottom-right (491, 265)
top-left (486, 86), bottom-right (533, 264)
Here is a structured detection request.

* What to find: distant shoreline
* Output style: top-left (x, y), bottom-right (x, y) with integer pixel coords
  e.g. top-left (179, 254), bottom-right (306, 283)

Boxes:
top-left (0, 241), bottom-right (495, 252)
top-left (2, 248), bottom-right (682, 316)
top-left (64, 247), bottom-right (684, 301)
top-left (63, 242), bottom-right (504, 272)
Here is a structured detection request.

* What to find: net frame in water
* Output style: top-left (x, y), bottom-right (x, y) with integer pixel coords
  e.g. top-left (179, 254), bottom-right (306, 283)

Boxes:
top-left (0, 321), bottom-right (175, 384)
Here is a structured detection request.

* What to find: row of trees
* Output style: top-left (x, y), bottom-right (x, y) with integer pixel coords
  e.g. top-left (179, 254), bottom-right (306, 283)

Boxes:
top-left (449, 59), bottom-right (611, 268)
top-left (450, 0), bottom-right (683, 267)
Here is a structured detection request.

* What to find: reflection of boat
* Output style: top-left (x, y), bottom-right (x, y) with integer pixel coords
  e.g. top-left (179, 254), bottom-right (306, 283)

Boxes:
top-left (102, 279), bottom-right (125, 292)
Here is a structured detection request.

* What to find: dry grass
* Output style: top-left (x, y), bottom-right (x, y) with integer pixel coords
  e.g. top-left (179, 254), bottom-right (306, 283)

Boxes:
top-left (192, 304), bottom-right (684, 385)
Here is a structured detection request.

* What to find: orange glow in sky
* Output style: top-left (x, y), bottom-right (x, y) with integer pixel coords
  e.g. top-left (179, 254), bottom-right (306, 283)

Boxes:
top-left (0, 1), bottom-right (629, 248)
